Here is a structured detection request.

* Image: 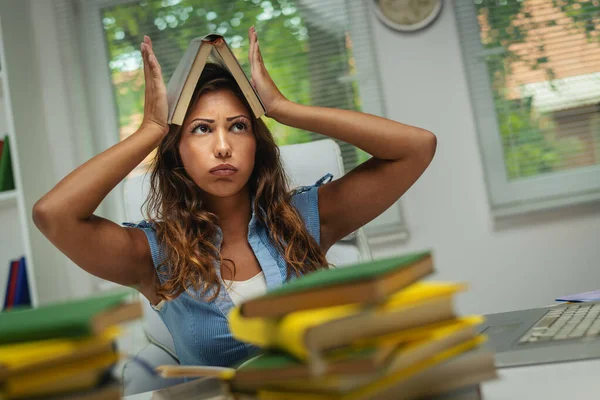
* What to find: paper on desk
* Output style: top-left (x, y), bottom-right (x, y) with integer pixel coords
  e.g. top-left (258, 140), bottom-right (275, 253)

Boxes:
top-left (556, 289), bottom-right (600, 303)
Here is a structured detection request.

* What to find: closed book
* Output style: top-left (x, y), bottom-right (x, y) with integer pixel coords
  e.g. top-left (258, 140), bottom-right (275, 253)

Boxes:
top-left (0, 351), bottom-right (119, 399)
top-left (230, 316), bottom-right (483, 394)
top-left (3, 261), bottom-right (19, 310)
top-left (0, 327), bottom-right (120, 380)
top-left (240, 252), bottom-right (433, 318)
top-left (0, 290), bottom-right (141, 345)
top-left (12, 257), bottom-right (30, 308)
top-left (229, 282), bottom-right (465, 375)
top-left (255, 337), bottom-right (490, 400)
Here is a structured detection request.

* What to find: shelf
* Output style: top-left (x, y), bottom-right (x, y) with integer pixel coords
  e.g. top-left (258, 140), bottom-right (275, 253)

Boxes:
top-left (0, 189), bottom-right (17, 208)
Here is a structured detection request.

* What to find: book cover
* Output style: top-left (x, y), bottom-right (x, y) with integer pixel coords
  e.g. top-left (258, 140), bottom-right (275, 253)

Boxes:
top-left (0, 289), bottom-right (137, 345)
top-left (0, 326), bottom-right (120, 380)
top-left (240, 251), bottom-right (433, 318)
top-left (12, 257), bottom-right (30, 308)
top-left (229, 282), bottom-right (464, 369)
top-left (255, 336), bottom-right (487, 400)
top-left (0, 134), bottom-right (15, 192)
top-left (166, 34), bottom-right (266, 126)
top-left (229, 317), bottom-right (483, 393)
top-left (1, 351), bottom-right (119, 399)
top-left (2, 260), bottom-right (19, 310)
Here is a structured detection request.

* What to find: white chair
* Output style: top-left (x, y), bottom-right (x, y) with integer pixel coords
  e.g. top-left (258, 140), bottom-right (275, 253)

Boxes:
top-left (121, 139), bottom-right (372, 395)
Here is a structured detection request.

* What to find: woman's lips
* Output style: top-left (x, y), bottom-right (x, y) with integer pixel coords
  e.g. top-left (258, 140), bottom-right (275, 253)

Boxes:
top-left (210, 164), bottom-right (238, 176)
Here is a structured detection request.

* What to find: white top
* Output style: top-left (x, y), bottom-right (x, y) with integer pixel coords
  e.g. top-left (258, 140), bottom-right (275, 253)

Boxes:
top-left (223, 271), bottom-right (267, 306)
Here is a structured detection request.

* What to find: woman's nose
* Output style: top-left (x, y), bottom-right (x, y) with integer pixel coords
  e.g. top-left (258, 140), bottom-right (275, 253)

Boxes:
top-left (214, 130), bottom-right (232, 159)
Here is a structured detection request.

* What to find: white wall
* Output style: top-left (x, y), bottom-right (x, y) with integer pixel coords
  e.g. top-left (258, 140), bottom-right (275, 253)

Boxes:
top-left (0, 0), bottom-right (97, 305)
top-left (367, 4), bottom-right (600, 315)
top-left (14, 1), bottom-right (600, 313)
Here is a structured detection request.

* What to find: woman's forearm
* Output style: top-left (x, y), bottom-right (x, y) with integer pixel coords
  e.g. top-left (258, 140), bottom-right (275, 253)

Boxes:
top-left (270, 100), bottom-right (433, 161)
top-left (33, 125), bottom-right (164, 226)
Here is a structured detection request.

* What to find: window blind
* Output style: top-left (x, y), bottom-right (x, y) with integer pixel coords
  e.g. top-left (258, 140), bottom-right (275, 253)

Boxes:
top-left (91, 0), bottom-right (384, 174)
top-left (53, 0), bottom-right (407, 238)
top-left (455, 0), bottom-right (600, 182)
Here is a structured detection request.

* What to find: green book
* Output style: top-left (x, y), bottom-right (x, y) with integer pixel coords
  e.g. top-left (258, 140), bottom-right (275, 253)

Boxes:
top-left (230, 347), bottom-right (384, 389)
top-left (0, 134), bottom-right (15, 192)
top-left (240, 251), bottom-right (433, 318)
top-left (0, 289), bottom-right (141, 344)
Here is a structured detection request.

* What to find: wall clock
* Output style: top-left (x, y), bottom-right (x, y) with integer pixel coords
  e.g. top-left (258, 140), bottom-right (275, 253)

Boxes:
top-left (371, 0), bottom-right (443, 32)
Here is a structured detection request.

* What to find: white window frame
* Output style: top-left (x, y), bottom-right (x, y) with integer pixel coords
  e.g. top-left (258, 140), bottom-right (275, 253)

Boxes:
top-left (454, 0), bottom-right (600, 217)
top-left (76, 0), bottom-right (408, 239)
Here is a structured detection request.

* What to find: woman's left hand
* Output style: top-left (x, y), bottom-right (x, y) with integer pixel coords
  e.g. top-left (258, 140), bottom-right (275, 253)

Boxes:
top-left (248, 26), bottom-right (288, 118)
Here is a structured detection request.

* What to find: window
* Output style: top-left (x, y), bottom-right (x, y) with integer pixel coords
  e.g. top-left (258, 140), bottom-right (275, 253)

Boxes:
top-left (95, 0), bottom-right (377, 173)
top-left (76, 0), bottom-right (407, 237)
top-left (455, 0), bottom-right (600, 215)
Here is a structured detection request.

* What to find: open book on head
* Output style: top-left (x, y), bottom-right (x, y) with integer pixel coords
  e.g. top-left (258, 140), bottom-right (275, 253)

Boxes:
top-left (166, 33), bottom-right (267, 126)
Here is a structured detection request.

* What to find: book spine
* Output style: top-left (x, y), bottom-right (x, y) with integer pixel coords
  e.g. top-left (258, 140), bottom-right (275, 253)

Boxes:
top-left (3, 260), bottom-right (15, 310)
top-left (5, 260), bottom-right (20, 310)
top-left (13, 257), bottom-right (31, 308)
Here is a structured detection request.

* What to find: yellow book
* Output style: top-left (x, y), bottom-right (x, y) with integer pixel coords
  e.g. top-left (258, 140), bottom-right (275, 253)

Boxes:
top-left (257, 336), bottom-right (487, 400)
top-left (229, 282), bottom-right (465, 375)
top-left (230, 316), bottom-right (483, 394)
top-left (0, 351), bottom-right (119, 399)
top-left (0, 327), bottom-right (120, 380)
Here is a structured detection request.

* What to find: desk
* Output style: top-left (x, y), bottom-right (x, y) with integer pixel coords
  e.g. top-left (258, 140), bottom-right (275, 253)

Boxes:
top-left (481, 359), bottom-right (600, 399)
top-left (124, 359), bottom-right (600, 399)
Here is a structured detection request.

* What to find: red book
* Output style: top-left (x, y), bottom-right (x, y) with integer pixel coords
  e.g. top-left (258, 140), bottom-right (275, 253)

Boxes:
top-left (5, 260), bottom-right (20, 310)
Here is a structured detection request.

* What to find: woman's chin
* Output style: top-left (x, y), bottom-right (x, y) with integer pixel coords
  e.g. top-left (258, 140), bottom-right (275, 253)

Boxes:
top-left (203, 182), bottom-right (248, 198)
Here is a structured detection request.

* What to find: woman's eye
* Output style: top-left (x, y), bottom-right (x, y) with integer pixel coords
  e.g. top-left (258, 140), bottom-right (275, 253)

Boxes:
top-left (232, 122), bottom-right (247, 132)
top-left (192, 124), bottom-right (210, 134)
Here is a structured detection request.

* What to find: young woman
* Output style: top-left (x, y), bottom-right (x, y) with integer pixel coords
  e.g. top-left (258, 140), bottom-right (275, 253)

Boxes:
top-left (33, 27), bottom-right (436, 367)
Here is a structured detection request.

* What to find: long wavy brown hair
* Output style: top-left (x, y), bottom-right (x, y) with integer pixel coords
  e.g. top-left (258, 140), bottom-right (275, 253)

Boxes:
top-left (145, 63), bottom-right (328, 301)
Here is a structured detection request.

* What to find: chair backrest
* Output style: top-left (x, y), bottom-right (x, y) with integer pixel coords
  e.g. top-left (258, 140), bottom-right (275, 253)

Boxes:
top-left (278, 139), bottom-right (344, 189)
top-left (122, 139), bottom-right (366, 357)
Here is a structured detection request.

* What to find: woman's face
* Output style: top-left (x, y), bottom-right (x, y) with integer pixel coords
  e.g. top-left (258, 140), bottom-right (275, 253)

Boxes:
top-left (179, 88), bottom-right (256, 199)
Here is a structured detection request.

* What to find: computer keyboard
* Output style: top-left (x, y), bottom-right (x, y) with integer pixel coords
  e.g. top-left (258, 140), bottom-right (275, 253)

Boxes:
top-left (519, 303), bottom-right (600, 343)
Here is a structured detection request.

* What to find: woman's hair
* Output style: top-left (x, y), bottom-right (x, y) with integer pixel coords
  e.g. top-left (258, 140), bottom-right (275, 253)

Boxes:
top-left (145, 63), bottom-right (328, 301)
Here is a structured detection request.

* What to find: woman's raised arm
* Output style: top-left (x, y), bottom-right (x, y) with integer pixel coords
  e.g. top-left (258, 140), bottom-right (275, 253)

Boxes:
top-left (33, 36), bottom-right (168, 296)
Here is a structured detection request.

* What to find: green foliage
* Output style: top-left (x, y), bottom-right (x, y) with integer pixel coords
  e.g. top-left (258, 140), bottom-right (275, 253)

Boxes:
top-left (101, 0), bottom-right (359, 155)
top-left (494, 95), bottom-right (561, 178)
top-left (475, 0), bottom-right (600, 180)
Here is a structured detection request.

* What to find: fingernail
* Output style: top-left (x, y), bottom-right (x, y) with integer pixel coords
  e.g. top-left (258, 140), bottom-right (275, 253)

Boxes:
top-left (144, 35), bottom-right (149, 41)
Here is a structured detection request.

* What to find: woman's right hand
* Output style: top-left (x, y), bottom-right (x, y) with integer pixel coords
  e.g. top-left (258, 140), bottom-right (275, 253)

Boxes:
top-left (140, 35), bottom-right (169, 136)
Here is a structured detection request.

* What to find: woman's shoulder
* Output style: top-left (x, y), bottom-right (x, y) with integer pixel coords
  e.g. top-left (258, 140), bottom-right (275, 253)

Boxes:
top-left (122, 219), bottom-right (166, 274)
top-left (289, 173), bottom-right (333, 243)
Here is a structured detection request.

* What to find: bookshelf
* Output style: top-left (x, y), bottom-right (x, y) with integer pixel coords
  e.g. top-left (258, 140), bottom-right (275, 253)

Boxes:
top-left (0, 189), bottom-right (18, 207)
top-left (0, 13), bottom-right (38, 307)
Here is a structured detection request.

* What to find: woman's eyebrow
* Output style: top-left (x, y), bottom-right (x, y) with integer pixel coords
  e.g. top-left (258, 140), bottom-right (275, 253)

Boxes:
top-left (227, 115), bottom-right (250, 121)
top-left (191, 118), bottom-right (215, 123)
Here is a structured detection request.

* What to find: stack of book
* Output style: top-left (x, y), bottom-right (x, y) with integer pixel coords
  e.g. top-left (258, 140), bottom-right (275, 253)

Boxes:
top-left (0, 290), bottom-right (143, 400)
top-left (159, 251), bottom-right (497, 400)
